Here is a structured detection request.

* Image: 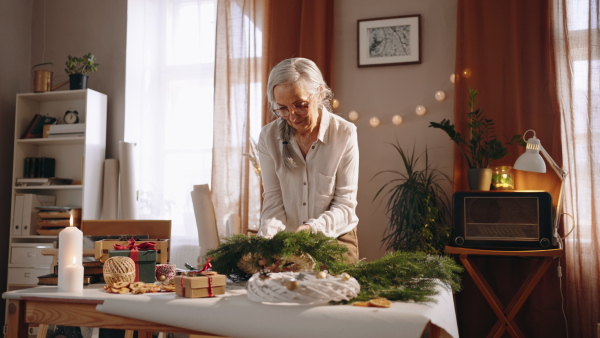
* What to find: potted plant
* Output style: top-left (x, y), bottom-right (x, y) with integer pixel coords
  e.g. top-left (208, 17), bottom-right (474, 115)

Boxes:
top-left (373, 141), bottom-right (452, 255)
top-left (429, 89), bottom-right (523, 190)
top-left (64, 53), bottom-right (99, 90)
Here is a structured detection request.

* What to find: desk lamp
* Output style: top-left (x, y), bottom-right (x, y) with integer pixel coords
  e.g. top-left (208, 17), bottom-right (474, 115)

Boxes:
top-left (514, 129), bottom-right (568, 247)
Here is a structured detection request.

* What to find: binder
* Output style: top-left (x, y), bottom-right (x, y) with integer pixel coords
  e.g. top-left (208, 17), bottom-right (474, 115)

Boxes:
top-left (12, 195), bottom-right (24, 236)
top-left (21, 194), bottom-right (56, 236)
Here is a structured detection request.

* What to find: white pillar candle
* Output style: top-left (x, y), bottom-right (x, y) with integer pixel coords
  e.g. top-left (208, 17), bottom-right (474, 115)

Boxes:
top-left (58, 219), bottom-right (84, 292)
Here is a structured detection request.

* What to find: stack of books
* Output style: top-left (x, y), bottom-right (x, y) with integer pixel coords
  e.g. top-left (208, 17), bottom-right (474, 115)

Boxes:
top-left (46, 124), bottom-right (86, 138)
top-left (35, 206), bottom-right (82, 235)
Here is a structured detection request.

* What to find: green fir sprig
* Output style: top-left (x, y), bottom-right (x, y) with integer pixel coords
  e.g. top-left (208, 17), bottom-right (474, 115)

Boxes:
top-left (332, 251), bottom-right (463, 303)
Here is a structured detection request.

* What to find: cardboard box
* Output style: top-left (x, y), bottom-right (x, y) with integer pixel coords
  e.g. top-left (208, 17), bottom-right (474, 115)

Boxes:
top-left (109, 250), bottom-right (157, 283)
top-left (174, 274), bottom-right (227, 298)
top-left (95, 239), bottom-right (169, 264)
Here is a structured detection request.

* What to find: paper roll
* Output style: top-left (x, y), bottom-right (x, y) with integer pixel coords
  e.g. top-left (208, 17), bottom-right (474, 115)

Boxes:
top-left (191, 184), bottom-right (219, 263)
top-left (119, 141), bottom-right (137, 220)
top-left (102, 159), bottom-right (119, 219)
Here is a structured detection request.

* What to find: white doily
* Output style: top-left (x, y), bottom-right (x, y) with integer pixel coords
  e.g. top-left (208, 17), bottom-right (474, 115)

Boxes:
top-left (246, 271), bottom-right (360, 304)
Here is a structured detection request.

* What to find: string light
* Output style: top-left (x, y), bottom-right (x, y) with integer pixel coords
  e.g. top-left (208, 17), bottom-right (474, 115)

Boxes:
top-left (392, 115), bottom-right (403, 125)
top-left (369, 117), bottom-right (380, 127)
top-left (435, 91), bottom-right (446, 101)
top-left (415, 105), bottom-right (427, 116)
top-left (348, 111), bottom-right (359, 121)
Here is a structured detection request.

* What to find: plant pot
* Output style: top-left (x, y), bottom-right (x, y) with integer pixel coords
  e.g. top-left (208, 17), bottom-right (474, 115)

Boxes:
top-left (467, 168), bottom-right (493, 191)
top-left (69, 74), bottom-right (88, 90)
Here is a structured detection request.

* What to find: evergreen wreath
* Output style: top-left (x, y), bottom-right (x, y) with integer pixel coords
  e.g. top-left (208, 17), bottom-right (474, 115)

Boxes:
top-left (205, 232), bottom-right (463, 303)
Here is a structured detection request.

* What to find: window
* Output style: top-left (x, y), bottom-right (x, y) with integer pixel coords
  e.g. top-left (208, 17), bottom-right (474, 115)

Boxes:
top-left (125, 0), bottom-right (217, 267)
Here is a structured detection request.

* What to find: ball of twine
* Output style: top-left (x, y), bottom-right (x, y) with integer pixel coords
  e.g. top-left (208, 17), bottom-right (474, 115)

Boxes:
top-left (246, 271), bottom-right (360, 304)
top-left (103, 256), bottom-right (136, 284)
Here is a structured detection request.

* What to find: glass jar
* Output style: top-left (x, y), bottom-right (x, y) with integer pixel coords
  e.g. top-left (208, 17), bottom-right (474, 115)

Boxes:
top-left (491, 166), bottom-right (514, 190)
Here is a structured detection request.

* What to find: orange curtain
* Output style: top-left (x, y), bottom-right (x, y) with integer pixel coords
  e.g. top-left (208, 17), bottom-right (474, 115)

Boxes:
top-left (263, 0), bottom-right (335, 124)
top-left (453, 1), bottom-right (565, 337)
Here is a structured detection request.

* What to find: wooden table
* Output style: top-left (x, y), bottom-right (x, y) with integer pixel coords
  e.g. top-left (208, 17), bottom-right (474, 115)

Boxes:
top-left (445, 246), bottom-right (563, 338)
top-left (3, 283), bottom-right (458, 338)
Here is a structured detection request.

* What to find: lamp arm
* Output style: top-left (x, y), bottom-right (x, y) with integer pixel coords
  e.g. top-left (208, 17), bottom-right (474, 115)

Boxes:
top-left (540, 145), bottom-right (567, 248)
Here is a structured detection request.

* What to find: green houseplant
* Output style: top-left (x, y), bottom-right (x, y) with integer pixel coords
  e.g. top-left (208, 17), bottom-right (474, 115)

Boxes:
top-left (373, 141), bottom-right (452, 255)
top-left (64, 53), bottom-right (99, 90)
top-left (429, 89), bottom-right (523, 190)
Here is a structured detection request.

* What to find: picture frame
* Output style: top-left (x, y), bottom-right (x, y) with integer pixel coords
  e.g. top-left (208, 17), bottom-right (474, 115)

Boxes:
top-left (357, 15), bottom-right (421, 67)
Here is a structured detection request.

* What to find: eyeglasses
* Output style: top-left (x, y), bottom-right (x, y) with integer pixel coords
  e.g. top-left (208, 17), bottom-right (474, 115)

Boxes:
top-left (272, 100), bottom-right (310, 118)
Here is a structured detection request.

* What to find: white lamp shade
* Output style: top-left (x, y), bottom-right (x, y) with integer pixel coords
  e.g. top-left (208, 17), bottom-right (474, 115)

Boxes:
top-left (513, 137), bottom-right (546, 173)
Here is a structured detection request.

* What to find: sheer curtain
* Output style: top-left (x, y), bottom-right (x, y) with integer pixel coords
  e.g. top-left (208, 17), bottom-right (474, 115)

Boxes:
top-left (125, 0), bottom-right (217, 267)
top-left (212, 0), bottom-right (265, 237)
top-left (554, 0), bottom-right (600, 336)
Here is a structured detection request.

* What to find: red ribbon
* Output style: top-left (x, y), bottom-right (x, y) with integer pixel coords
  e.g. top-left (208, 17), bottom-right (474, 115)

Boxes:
top-left (180, 258), bottom-right (215, 297)
top-left (113, 237), bottom-right (157, 251)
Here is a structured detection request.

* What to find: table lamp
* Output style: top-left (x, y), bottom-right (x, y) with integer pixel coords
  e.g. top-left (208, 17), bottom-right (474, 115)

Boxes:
top-left (513, 129), bottom-right (568, 247)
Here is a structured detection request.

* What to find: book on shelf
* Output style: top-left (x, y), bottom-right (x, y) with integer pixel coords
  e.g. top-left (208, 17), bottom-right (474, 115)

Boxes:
top-left (37, 274), bottom-right (100, 286)
top-left (16, 177), bottom-right (73, 186)
top-left (53, 261), bottom-right (103, 276)
top-left (23, 157), bottom-right (55, 178)
top-left (22, 114), bottom-right (57, 139)
top-left (47, 132), bottom-right (84, 138)
top-left (47, 123), bottom-right (86, 134)
top-left (36, 206), bottom-right (82, 220)
top-left (20, 194), bottom-right (56, 236)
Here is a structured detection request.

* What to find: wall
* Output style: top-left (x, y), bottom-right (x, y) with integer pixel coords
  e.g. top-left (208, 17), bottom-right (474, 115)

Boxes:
top-left (30, 0), bottom-right (127, 160)
top-left (0, 0), bottom-right (34, 322)
top-left (334, 0), bottom-right (457, 260)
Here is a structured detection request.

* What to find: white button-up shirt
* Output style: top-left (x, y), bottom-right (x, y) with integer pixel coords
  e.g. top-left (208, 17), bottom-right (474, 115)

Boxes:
top-left (257, 109), bottom-right (359, 238)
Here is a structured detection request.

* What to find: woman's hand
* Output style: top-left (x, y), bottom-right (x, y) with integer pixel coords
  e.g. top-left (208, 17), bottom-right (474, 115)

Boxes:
top-left (296, 224), bottom-right (312, 233)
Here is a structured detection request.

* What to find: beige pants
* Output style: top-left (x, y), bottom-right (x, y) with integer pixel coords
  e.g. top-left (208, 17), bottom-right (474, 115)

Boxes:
top-left (337, 227), bottom-right (359, 264)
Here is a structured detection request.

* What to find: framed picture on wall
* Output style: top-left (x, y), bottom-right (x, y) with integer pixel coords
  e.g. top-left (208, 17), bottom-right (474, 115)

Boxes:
top-left (357, 15), bottom-right (421, 67)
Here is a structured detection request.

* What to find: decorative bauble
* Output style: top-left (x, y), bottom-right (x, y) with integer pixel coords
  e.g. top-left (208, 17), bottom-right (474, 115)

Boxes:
top-left (103, 256), bottom-right (136, 285)
top-left (155, 263), bottom-right (176, 282)
top-left (316, 270), bottom-right (328, 279)
top-left (285, 279), bottom-right (299, 291)
top-left (340, 272), bottom-right (351, 281)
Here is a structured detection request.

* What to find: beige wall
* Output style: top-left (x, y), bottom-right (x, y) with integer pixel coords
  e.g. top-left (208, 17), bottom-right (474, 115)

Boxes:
top-left (334, 0), bottom-right (457, 260)
top-left (30, 0), bottom-right (127, 159)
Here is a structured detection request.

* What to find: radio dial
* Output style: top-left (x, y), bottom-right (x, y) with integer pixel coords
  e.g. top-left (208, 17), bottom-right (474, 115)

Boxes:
top-left (540, 238), bottom-right (550, 248)
top-left (454, 236), bottom-right (465, 246)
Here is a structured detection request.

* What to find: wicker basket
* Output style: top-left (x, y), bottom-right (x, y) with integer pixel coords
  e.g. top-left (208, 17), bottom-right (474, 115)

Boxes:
top-left (103, 256), bottom-right (136, 284)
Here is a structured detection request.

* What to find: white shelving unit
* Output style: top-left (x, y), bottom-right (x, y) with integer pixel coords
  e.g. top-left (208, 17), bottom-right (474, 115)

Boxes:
top-left (7, 89), bottom-right (106, 290)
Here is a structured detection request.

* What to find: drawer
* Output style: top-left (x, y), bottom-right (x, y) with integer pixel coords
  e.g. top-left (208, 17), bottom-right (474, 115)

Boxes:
top-left (8, 267), bottom-right (49, 285)
top-left (10, 244), bottom-right (53, 266)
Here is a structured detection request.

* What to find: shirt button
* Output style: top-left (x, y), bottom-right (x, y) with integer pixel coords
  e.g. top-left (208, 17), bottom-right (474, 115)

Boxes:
top-left (303, 202), bottom-right (306, 206)
top-left (304, 182), bottom-right (307, 185)
top-left (311, 146), bottom-right (315, 149)
top-left (303, 221), bottom-right (307, 224)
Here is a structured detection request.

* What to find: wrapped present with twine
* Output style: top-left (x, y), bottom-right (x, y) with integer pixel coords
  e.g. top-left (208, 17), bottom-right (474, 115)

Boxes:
top-left (175, 258), bottom-right (226, 298)
top-left (108, 238), bottom-right (157, 283)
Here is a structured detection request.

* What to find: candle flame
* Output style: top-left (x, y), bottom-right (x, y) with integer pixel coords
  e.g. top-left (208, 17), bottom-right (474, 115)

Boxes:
top-left (69, 215), bottom-right (74, 227)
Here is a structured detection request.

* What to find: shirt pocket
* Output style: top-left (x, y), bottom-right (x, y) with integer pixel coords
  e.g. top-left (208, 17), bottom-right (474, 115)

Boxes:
top-left (316, 172), bottom-right (336, 198)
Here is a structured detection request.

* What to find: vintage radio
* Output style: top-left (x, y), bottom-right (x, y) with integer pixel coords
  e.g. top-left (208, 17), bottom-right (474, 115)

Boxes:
top-left (451, 191), bottom-right (557, 249)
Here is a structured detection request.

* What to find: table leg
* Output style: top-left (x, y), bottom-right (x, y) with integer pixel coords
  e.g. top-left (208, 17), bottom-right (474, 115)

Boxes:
top-left (6, 299), bottom-right (28, 338)
top-left (459, 255), bottom-right (525, 338)
top-left (488, 257), bottom-right (555, 337)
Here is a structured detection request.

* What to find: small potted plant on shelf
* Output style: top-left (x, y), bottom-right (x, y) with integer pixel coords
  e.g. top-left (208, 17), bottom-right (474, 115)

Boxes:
top-left (64, 53), bottom-right (99, 90)
top-left (429, 88), bottom-right (523, 190)
top-left (373, 141), bottom-right (452, 255)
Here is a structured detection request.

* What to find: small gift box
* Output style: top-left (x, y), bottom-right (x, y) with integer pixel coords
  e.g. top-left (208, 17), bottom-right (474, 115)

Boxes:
top-left (108, 238), bottom-right (157, 283)
top-left (174, 273), bottom-right (227, 298)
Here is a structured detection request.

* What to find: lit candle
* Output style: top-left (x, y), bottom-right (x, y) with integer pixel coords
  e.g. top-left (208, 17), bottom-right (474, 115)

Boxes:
top-left (58, 215), bottom-right (84, 292)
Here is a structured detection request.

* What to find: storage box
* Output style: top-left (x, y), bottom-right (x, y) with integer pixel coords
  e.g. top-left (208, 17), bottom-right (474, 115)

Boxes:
top-left (109, 250), bottom-right (157, 283)
top-left (174, 274), bottom-right (227, 298)
top-left (95, 239), bottom-right (169, 264)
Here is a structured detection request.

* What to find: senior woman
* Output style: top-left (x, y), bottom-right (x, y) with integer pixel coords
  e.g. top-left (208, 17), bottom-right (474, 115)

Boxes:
top-left (256, 58), bottom-right (360, 263)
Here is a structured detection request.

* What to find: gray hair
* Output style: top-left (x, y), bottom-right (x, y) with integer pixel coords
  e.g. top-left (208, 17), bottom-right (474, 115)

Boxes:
top-left (267, 58), bottom-right (333, 170)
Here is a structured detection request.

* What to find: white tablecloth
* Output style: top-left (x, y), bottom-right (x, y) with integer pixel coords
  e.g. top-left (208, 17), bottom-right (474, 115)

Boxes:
top-left (96, 283), bottom-right (458, 338)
